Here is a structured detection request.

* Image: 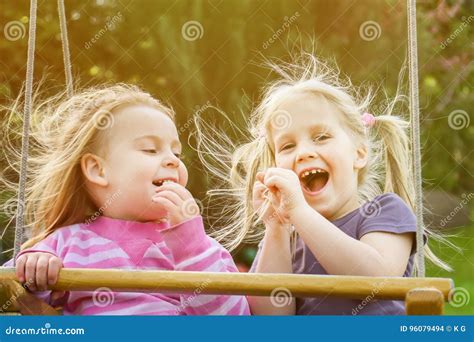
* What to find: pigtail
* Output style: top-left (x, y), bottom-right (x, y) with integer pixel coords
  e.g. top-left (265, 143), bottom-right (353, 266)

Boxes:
top-left (372, 114), bottom-right (454, 272)
top-left (371, 115), bottom-right (414, 209)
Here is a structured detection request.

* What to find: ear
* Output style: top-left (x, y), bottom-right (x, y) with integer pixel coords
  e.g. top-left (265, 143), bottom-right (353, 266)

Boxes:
top-left (354, 144), bottom-right (368, 170)
top-left (81, 153), bottom-right (108, 187)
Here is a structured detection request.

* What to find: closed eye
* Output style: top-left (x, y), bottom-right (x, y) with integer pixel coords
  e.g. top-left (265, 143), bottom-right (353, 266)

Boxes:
top-left (280, 143), bottom-right (295, 152)
top-left (313, 134), bottom-right (330, 142)
top-left (142, 149), bottom-right (157, 154)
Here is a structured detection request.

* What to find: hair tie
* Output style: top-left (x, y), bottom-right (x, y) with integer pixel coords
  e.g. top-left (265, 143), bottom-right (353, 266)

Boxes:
top-left (258, 128), bottom-right (267, 139)
top-left (361, 112), bottom-right (376, 128)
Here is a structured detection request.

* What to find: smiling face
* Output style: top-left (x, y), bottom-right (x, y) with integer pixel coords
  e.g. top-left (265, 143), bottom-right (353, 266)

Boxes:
top-left (87, 104), bottom-right (188, 222)
top-left (269, 92), bottom-right (367, 220)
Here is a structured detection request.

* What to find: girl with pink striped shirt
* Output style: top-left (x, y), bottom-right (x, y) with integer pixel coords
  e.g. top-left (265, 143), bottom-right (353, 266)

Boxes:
top-left (3, 84), bottom-right (249, 315)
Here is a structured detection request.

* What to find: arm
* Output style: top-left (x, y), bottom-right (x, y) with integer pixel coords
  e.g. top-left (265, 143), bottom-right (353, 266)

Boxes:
top-left (161, 216), bottom-right (250, 315)
top-left (291, 205), bottom-right (414, 276)
top-left (246, 175), bottom-right (295, 315)
top-left (260, 168), bottom-right (414, 277)
top-left (247, 223), bottom-right (296, 315)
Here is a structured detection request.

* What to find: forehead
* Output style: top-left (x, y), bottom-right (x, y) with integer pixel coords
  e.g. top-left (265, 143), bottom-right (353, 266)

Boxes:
top-left (270, 92), bottom-right (342, 138)
top-left (110, 104), bottom-right (177, 139)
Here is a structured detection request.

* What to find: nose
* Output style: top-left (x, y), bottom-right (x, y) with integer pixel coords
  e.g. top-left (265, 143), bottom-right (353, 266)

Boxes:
top-left (296, 141), bottom-right (318, 163)
top-left (162, 151), bottom-right (180, 168)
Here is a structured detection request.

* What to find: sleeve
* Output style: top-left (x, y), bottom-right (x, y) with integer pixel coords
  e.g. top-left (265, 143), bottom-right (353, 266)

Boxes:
top-left (15, 237), bottom-right (60, 261)
top-left (160, 216), bottom-right (250, 315)
top-left (357, 193), bottom-right (426, 253)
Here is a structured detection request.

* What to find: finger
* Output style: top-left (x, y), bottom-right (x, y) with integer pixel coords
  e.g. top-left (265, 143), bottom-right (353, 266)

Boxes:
top-left (266, 167), bottom-right (296, 180)
top-left (152, 190), bottom-right (182, 206)
top-left (254, 184), bottom-right (272, 207)
top-left (35, 255), bottom-right (50, 291)
top-left (155, 182), bottom-right (191, 200)
top-left (48, 257), bottom-right (62, 285)
top-left (256, 172), bottom-right (266, 183)
top-left (262, 187), bottom-right (272, 201)
top-left (264, 175), bottom-right (285, 191)
top-left (151, 196), bottom-right (175, 211)
top-left (253, 181), bottom-right (267, 196)
top-left (15, 255), bottom-right (27, 283)
top-left (268, 191), bottom-right (281, 208)
top-left (24, 255), bottom-right (39, 291)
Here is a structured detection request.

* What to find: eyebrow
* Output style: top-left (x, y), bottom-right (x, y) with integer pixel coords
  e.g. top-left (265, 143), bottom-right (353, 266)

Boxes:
top-left (133, 135), bottom-right (182, 149)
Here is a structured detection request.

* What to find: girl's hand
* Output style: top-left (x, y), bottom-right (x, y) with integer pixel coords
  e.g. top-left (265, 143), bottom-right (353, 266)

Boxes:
top-left (152, 182), bottom-right (200, 226)
top-left (15, 252), bottom-right (65, 301)
top-left (258, 168), bottom-right (308, 221)
top-left (253, 176), bottom-right (290, 226)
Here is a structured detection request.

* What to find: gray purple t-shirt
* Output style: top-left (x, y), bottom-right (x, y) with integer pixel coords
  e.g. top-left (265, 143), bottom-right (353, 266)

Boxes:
top-left (250, 192), bottom-right (422, 315)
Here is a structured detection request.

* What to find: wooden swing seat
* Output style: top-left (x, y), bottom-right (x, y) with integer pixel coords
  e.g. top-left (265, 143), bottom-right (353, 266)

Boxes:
top-left (0, 267), bottom-right (453, 316)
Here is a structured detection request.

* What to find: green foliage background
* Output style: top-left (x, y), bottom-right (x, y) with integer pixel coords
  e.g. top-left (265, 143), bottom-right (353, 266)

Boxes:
top-left (1, 0), bottom-right (472, 315)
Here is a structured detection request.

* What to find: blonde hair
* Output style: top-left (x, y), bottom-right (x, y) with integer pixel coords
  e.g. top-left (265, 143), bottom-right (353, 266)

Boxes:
top-left (1, 83), bottom-right (174, 250)
top-left (195, 53), bottom-right (451, 271)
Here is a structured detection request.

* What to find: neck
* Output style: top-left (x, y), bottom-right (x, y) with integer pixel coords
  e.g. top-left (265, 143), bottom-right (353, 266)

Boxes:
top-left (327, 192), bottom-right (360, 221)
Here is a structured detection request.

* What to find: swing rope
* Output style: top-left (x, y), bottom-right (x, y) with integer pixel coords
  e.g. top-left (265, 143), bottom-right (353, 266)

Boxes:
top-left (12, 0), bottom-right (37, 263)
top-left (407, 0), bottom-right (425, 277)
top-left (12, 1), bottom-right (426, 277)
top-left (12, 0), bottom-right (74, 262)
top-left (58, 0), bottom-right (74, 97)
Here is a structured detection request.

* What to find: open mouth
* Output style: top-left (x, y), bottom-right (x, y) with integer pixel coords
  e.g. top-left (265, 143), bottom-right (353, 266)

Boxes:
top-left (152, 178), bottom-right (177, 187)
top-left (299, 168), bottom-right (329, 194)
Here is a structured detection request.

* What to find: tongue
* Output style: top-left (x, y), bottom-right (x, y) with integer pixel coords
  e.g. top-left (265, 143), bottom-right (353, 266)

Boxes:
top-left (307, 173), bottom-right (328, 192)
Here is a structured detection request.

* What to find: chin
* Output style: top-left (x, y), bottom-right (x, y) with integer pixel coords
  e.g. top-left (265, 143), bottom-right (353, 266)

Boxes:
top-left (304, 198), bottom-right (333, 219)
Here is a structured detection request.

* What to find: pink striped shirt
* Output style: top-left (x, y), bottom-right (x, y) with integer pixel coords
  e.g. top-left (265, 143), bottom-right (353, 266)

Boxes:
top-left (11, 215), bottom-right (250, 316)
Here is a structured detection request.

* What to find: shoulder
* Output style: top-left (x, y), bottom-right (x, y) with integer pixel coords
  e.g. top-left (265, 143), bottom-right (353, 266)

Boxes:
top-left (11, 223), bottom-right (84, 261)
top-left (45, 223), bottom-right (91, 243)
top-left (36, 222), bottom-right (111, 250)
top-left (357, 193), bottom-right (417, 239)
top-left (361, 193), bottom-right (415, 221)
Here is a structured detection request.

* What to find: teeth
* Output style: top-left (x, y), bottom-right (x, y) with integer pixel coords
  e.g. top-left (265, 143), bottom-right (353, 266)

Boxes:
top-left (301, 169), bottom-right (326, 178)
top-left (153, 179), bottom-right (176, 186)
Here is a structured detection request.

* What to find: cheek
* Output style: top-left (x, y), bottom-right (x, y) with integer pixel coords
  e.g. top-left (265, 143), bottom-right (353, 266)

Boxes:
top-left (275, 153), bottom-right (291, 168)
top-left (178, 162), bottom-right (188, 187)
